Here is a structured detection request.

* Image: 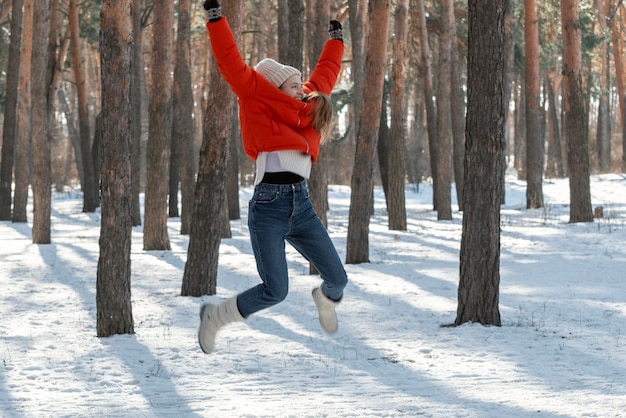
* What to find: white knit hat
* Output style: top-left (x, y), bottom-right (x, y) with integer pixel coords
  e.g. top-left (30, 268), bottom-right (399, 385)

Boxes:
top-left (254, 58), bottom-right (301, 88)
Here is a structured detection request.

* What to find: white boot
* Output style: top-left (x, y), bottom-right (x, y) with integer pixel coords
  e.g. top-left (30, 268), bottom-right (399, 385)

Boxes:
top-left (312, 287), bottom-right (341, 334)
top-left (198, 296), bottom-right (244, 354)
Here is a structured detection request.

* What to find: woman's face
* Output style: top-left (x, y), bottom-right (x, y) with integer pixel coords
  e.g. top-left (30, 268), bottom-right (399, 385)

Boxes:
top-left (280, 74), bottom-right (305, 100)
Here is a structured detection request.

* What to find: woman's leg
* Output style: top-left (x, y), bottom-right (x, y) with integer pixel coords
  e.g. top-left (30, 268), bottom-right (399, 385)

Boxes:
top-left (287, 187), bottom-right (347, 302)
top-left (237, 184), bottom-right (292, 318)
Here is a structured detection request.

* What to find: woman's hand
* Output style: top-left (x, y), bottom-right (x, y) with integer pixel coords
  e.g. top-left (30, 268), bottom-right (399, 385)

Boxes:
top-left (203, 0), bottom-right (222, 22)
top-left (329, 20), bottom-right (343, 42)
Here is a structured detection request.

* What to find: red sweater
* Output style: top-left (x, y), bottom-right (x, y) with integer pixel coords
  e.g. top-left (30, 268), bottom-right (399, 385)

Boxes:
top-left (206, 18), bottom-right (344, 162)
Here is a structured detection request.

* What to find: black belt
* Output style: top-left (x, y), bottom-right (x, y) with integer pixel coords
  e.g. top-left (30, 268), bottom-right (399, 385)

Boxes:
top-left (261, 171), bottom-right (304, 184)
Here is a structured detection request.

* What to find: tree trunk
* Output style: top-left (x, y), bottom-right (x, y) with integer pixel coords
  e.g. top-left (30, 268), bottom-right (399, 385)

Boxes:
top-left (560, 0), bottom-right (593, 223)
top-left (13, 0), bottom-right (33, 223)
top-left (181, 0), bottom-right (243, 296)
top-left (435, 0), bottom-right (453, 221)
top-left (220, 194), bottom-right (231, 239)
top-left (280, 0), bottom-right (304, 69)
top-left (513, 83), bottom-right (526, 180)
top-left (70, 0), bottom-right (97, 213)
top-left (346, 0), bottom-right (392, 264)
top-left (172, 0), bottom-right (194, 226)
top-left (597, 42), bottom-right (611, 173)
top-left (0, 0), bottom-right (23, 220)
top-left (378, 87), bottom-right (390, 205)
top-left (130, 0), bottom-right (142, 227)
top-left (277, 0), bottom-right (289, 63)
top-left (387, 0), bottom-right (408, 230)
top-left (501, 0), bottom-right (516, 205)
top-left (455, 0), bottom-right (505, 327)
top-left (449, 2), bottom-right (466, 212)
top-left (168, 143), bottom-right (180, 219)
top-left (92, 112), bottom-right (103, 199)
top-left (524, 0), bottom-right (544, 209)
top-left (226, 104), bottom-right (240, 222)
top-left (597, 0), bottom-right (612, 173)
top-left (415, 0), bottom-right (438, 210)
top-left (306, 0), bottom-right (329, 275)
top-left (312, 140), bottom-right (334, 206)
top-left (559, 92), bottom-right (569, 178)
top-left (130, 0), bottom-right (144, 226)
top-left (45, 0), bottom-right (60, 196)
top-left (348, 0), bottom-right (367, 163)
top-left (31, 0), bottom-right (52, 244)
top-left (97, 0), bottom-right (134, 337)
top-left (143, 0), bottom-right (174, 250)
top-left (47, 0), bottom-right (60, 99)
top-left (609, 1), bottom-right (626, 173)
top-left (178, 0), bottom-right (199, 234)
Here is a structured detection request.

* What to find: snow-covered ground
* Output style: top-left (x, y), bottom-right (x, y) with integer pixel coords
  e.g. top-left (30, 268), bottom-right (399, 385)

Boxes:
top-left (1, 174), bottom-right (625, 417)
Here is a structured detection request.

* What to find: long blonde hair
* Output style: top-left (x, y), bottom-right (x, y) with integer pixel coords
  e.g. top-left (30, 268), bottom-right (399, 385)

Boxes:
top-left (306, 91), bottom-right (333, 143)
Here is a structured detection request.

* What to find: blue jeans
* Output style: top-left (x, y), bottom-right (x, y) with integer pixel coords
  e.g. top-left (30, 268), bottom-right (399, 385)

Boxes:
top-left (236, 181), bottom-right (348, 318)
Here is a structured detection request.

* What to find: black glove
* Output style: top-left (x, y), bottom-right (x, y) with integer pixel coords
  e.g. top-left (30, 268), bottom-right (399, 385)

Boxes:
top-left (329, 20), bottom-right (343, 42)
top-left (203, 0), bottom-right (222, 22)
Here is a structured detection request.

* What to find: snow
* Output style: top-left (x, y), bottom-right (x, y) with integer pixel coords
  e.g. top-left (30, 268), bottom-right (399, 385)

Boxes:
top-left (1, 173), bottom-right (626, 418)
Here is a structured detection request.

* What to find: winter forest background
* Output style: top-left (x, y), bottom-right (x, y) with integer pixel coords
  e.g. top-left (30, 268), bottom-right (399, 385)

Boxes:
top-left (0, 0), bottom-right (624, 365)
top-left (1, 0), bottom-right (626, 416)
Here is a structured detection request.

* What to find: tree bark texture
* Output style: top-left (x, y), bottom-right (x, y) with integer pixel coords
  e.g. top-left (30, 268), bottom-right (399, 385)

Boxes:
top-left (13, 0), bottom-right (33, 223)
top-left (435, 0), bottom-right (453, 221)
top-left (0, 0), bottom-right (23, 220)
top-left (226, 104), bottom-right (241, 222)
top-left (31, 0), bottom-right (52, 244)
top-left (597, 0), bottom-right (612, 173)
top-left (48, 0), bottom-right (68, 194)
top-left (388, 0), bottom-right (408, 230)
top-left (560, 0), bottom-right (593, 223)
top-left (514, 85), bottom-right (527, 179)
top-left (97, 0), bottom-right (134, 337)
top-left (609, 2), bottom-right (626, 172)
top-left (70, 0), bottom-right (97, 213)
top-left (348, 0), bottom-right (368, 155)
top-left (130, 0), bottom-right (142, 226)
top-left (47, 0), bottom-right (60, 96)
top-left (524, 0), bottom-right (544, 209)
top-left (181, 0), bottom-right (243, 297)
top-left (143, 0), bottom-right (173, 250)
top-left (346, 0), bottom-right (392, 264)
top-left (378, 87), bottom-right (391, 208)
top-left (456, 0), bottom-right (505, 327)
top-left (171, 0), bottom-right (194, 223)
top-left (597, 43), bottom-right (612, 173)
top-left (501, 0), bottom-right (516, 205)
top-left (170, 0), bottom-right (197, 234)
top-left (306, 4), bottom-right (329, 210)
top-left (92, 112), bottom-right (103, 196)
top-left (279, 0), bottom-right (304, 70)
top-left (449, 2), bottom-right (466, 212)
top-left (306, 0), bottom-right (330, 275)
top-left (277, 0), bottom-right (289, 63)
